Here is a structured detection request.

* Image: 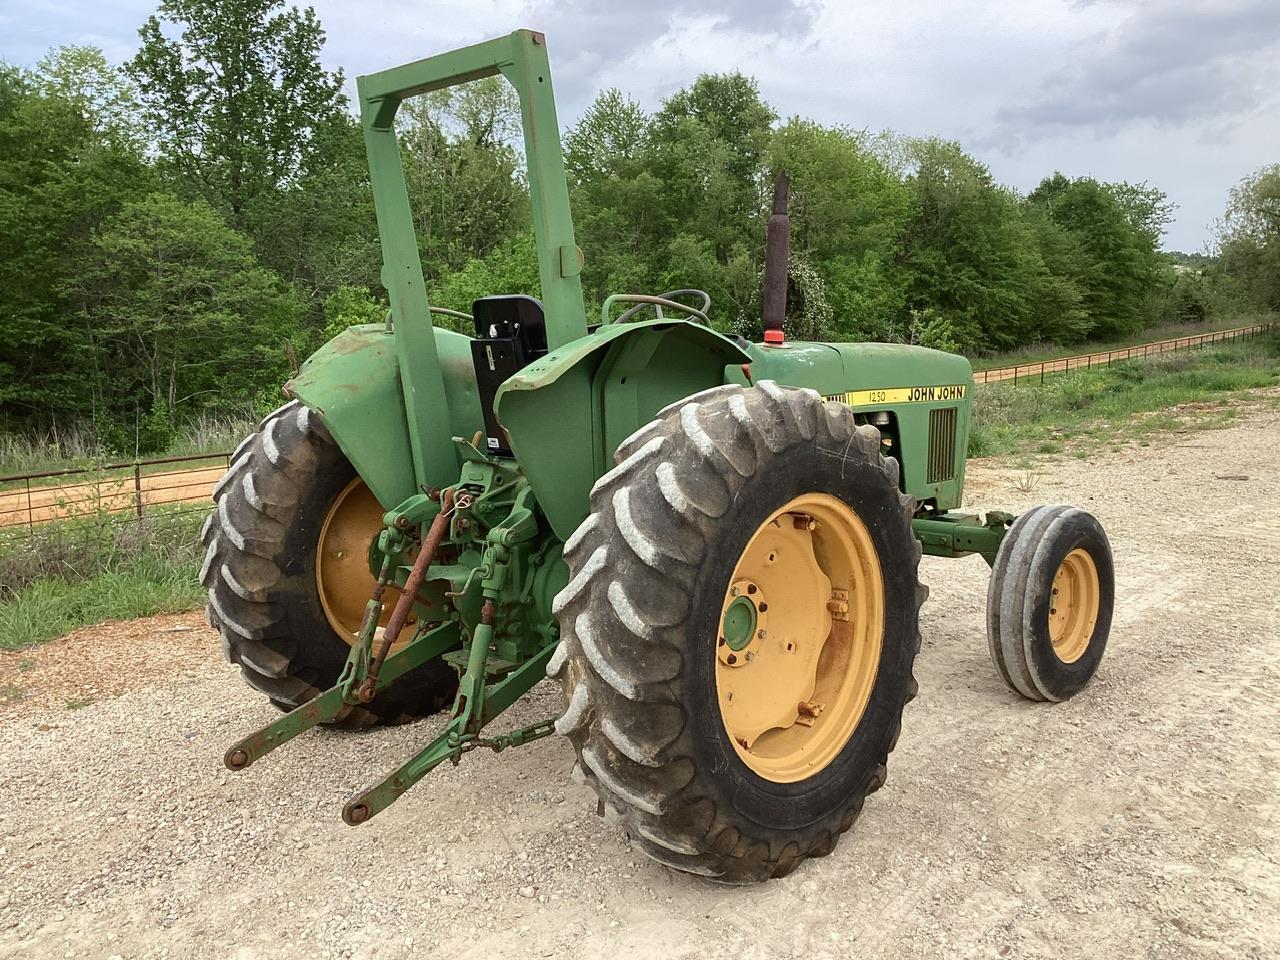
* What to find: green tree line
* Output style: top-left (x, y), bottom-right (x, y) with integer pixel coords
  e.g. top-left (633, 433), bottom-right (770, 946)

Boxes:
top-left (1, 0), bottom-right (1275, 454)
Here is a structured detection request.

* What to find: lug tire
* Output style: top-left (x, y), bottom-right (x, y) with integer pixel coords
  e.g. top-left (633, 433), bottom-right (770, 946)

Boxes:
top-left (986, 504), bottom-right (1114, 702)
top-left (548, 381), bottom-right (925, 882)
top-left (201, 400), bottom-right (457, 728)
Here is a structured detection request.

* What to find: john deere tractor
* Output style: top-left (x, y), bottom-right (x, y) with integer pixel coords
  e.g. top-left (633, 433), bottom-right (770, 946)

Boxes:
top-left (205, 30), bottom-right (1114, 883)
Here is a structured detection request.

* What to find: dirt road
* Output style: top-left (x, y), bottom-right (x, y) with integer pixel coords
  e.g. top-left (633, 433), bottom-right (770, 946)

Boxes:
top-left (1, 406), bottom-right (1277, 960)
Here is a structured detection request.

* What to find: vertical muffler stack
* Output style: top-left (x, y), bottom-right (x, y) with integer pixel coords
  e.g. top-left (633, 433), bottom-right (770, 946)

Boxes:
top-left (761, 170), bottom-right (790, 345)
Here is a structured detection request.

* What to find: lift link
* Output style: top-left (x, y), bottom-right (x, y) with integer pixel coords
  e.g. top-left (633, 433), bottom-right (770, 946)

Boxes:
top-left (357, 488), bottom-right (456, 702)
top-left (340, 516), bottom-right (552, 826)
top-left (224, 501), bottom-right (449, 772)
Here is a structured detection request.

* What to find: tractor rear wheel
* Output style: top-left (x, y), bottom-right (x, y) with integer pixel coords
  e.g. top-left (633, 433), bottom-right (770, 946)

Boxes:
top-left (986, 504), bottom-right (1114, 701)
top-left (201, 401), bottom-right (457, 728)
top-left (549, 382), bottom-right (924, 882)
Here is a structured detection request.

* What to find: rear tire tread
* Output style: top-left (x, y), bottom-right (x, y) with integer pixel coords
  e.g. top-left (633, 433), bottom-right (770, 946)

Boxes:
top-left (552, 382), bottom-right (923, 882)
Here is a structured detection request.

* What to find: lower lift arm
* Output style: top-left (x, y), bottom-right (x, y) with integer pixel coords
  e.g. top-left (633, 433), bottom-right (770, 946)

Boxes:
top-left (222, 482), bottom-right (560, 826)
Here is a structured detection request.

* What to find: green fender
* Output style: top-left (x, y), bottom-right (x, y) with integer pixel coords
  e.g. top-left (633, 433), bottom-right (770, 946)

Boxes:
top-left (285, 324), bottom-right (484, 509)
top-left (497, 318), bottom-right (751, 542)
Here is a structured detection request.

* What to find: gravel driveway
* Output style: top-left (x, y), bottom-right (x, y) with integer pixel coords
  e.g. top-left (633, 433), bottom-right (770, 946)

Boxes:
top-left (1, 402), bottom-right (1277, 960)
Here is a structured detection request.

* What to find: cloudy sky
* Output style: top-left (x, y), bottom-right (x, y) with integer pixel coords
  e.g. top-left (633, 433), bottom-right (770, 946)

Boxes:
top-left (5, 0), bottom-right (1279, 251)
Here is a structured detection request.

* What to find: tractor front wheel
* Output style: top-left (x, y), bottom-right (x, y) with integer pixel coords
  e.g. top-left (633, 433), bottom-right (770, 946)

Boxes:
top-left (201, 401), bottom-right (457, 728)
top-left (549, 382), bottom-right (924, 882)
top-left (986, 504), bottom-right (1114, 701)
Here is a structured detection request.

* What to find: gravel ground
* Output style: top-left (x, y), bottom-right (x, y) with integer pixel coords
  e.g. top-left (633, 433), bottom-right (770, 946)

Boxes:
top-left (1, 404), bottom-right (1278, 960)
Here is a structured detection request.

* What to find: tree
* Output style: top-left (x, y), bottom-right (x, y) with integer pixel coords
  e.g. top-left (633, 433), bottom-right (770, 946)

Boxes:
top-left (35, 45), bottom-right (143, 147)
top-left (897, 139), bottom-right (1046, 351)
top-left (564, 88), bottom-right (649, 186)
top-left (73, 193), bottom-right (302, 437)
top-left (1212, 164), bottom-right (1280, 312)
top-left (1029, 173), bottom-right (1171, 338)
top-left (128, 0), bottom-right (347, 227)
top-left (768, 119), bottom-right (912, 340)
top-left (430, 230), bottom-right (541, 321)
top-left (648, 73), bottom-right (775, 266)
top-left (0, 62), bottom-right (151, 430)
top-left (398, 79), bottom-right (530, 277)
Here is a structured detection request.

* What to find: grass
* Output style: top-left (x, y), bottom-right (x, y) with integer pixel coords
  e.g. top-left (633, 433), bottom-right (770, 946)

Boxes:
top-left (0, 507), bottom-right (205, 649)
top-left (0, 409), bottom-right (259, 479)
top-left (967, 315), bottom-right (1272, 372)
top-left (968, 332), bottom-right (1280, 459)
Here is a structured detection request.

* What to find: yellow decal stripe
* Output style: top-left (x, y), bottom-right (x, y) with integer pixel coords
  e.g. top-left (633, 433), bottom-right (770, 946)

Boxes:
top-left (825, 384), bottom-right (968, 406)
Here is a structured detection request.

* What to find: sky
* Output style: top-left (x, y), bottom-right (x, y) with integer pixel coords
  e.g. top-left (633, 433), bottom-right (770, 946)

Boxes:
top-left (4, 0), bottom-right (1279, 252)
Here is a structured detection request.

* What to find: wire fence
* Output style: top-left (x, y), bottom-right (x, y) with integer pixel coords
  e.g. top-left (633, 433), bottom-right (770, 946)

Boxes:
top-left (975, 321), bottom-right (1275, 385)
top-left (0, 452), bottom-right (232, 537)
top-left (1, 320), bottom-right (1275, 536)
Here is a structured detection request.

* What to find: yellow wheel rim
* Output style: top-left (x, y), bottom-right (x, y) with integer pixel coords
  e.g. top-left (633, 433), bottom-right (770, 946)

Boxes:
top-left (715, 493), bottom-right (884, 784)
top-left (1048, 548), bottom-right (1100, 663)
top-left (315, 477), bottom-right (406, 651)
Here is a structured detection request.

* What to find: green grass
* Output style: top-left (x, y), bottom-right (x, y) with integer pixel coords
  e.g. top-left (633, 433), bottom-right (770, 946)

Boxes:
top-left (0, 555), bottom-right (203, 650)
top-left (967, 315), bottom-right (1272, 372)
top-left (0, 507), bottom-right (205, 649)
top-left (969, 333), bottom-right (1280, 458)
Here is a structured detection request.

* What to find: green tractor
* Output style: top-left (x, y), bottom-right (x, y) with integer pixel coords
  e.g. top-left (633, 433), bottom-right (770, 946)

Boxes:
top-left (206, 30), bottom-right (1114, 883)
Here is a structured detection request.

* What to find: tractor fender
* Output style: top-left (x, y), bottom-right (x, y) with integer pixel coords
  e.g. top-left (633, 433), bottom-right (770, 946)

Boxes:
top-left (497, 318), bottom-right (751, 541)
top-left (285, 324), bottom-right (483, 510)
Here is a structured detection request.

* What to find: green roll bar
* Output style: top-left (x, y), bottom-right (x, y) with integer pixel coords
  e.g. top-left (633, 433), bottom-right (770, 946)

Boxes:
top-left (356, 29), bottom-right (588, 489)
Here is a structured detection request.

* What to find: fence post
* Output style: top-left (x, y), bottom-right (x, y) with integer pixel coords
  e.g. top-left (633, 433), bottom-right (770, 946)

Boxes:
top-left (1040, 362), bottom-right (1045, 384)
top-left (134, 463), bottom-right (143, 519)
top-left (26, 477), bottom-right (33, 530)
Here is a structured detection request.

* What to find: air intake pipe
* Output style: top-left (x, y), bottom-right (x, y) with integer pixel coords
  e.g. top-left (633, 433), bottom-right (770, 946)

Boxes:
top-left (761, 171), bottom-right (790, 345)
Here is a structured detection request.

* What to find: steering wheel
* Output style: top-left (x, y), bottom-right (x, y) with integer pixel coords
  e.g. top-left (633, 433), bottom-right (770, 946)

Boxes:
top-left (603, 289), bottom-right (712, 326)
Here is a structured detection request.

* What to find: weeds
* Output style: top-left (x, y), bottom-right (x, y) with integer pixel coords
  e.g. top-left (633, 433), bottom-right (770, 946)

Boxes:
top-left (1013, 471), bottom-right (1041, 493)
top-left (0, 507), bottom-right (206, 649)
top-left (0, 410), bottom-right (257, 477)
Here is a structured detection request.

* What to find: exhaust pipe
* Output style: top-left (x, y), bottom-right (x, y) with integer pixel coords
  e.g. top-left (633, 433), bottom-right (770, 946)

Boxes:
top-left (761, 170), bottom-right (790, 345)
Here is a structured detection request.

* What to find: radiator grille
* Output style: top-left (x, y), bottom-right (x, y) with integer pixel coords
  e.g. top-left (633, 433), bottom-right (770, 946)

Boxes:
top-left (927, 407), bottom-right (958, 484)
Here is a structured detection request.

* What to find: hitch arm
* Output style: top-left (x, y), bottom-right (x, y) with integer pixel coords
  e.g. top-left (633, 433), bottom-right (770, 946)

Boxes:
top-left (341, 640), bottom-right (558, 826)
top-left (222, 620), bottom-right (461, 771)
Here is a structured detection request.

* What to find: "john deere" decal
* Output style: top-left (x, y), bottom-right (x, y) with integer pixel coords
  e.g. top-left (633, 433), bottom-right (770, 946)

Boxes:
top-left (825, 384), bottom-right (968, 406)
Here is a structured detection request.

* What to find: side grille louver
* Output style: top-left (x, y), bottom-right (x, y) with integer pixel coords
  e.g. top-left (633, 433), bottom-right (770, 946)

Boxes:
top-left (927, 407), bottom-right (957, 484)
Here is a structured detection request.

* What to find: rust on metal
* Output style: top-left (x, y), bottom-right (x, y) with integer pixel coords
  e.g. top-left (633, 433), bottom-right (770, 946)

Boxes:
top-left (357, 488), bottom-right (455, 703)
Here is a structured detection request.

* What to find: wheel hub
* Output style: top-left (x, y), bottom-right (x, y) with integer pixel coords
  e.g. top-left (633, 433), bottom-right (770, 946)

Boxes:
top-left (1048, 547), bottom-right (1099, 663)
top-left (721, 588), bottom-right (761, 653)
top-left (715, 493), bottom-right (884, 783)
top-left (316, 477), bottom-right (406, 649)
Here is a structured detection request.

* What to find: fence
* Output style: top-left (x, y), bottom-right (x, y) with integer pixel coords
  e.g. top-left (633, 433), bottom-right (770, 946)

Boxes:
top-left (1, 321), bottom-right (1275, 534)
top-left (0, 451), bottom-right (232, 535)
top-left (975, 321), bottom-right (1275, 385)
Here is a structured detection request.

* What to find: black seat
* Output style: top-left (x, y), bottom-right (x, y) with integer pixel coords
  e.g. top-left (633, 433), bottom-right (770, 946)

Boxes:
top-left (472, 295), bottom-right (547, 362)
top-left (469, 295), bottom-right (548, 456)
